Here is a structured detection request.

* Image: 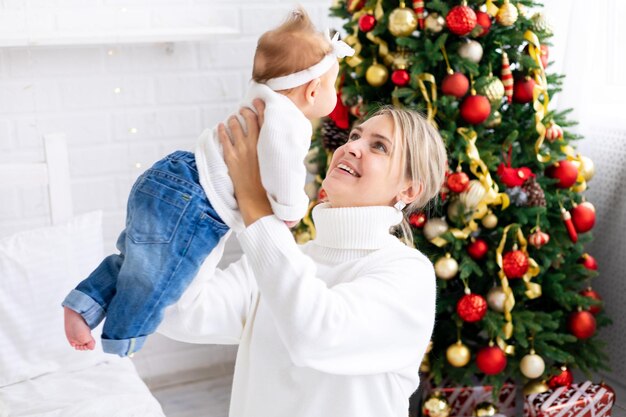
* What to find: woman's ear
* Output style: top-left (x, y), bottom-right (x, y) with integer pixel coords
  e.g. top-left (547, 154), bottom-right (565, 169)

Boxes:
top-left (304, 78), bottom-right (321, 105)
top-left (398, 181), bottom-right (423, 206)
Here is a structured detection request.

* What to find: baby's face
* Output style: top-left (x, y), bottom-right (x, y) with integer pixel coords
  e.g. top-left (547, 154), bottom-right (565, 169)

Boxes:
top-left (312, 61), bottom-right (340, 118)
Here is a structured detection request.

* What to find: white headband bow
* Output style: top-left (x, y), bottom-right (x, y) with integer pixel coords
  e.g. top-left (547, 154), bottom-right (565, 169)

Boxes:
top-left (265, 31), bottom-right (355, 91)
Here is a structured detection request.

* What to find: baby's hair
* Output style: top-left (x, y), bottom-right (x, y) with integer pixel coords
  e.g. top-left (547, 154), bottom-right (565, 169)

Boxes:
top-left (369, 106), bottom-right (448, 246)
top-left (252, 7), bottom-right (332, 86)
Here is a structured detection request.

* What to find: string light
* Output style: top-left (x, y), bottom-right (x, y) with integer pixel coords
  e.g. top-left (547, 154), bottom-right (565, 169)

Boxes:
top-left (114, 87), bottom-right (122, 94)
top-left (129, 127), bottom-right (138, 134)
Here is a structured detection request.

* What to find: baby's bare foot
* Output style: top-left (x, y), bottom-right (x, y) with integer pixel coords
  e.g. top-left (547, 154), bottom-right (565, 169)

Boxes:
top-left (64, 307), bottom-right (95, 351)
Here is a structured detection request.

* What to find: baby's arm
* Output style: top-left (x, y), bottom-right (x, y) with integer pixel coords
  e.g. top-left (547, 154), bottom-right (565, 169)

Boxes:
top-left (256, 119), bottom-right (310, 223)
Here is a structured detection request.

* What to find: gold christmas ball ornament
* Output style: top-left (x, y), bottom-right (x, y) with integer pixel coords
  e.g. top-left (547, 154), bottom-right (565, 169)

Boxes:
top-left (475, 75), bottom-right (505, 105)
top-left (423, 217), bottom-right (449, 240)
top-left (459, 180), bottom-right (487, 209)
top-left (572, 181), bottom-right (587, 193)
top-left (520, 351), bottom-right (546, 379)
top-left (365, 63), bottom-right (389, 87)
top-left (422, 392), bottom-right (451, 417)
top-left (580, 156), bottom-right (595, 181)
top-left (486, 111), bottom-right (502, 128)
top-left (435, 253), bottom-right (459, 280)
top-left (458, 40), bottom-right (483, 64)
top-left (420, 354), bottom-right (431, 373)
top-left (482, 212), bottom-right (498, 229)
top-left (487, 286), bottom-right (507, 313)
top-left (388, 3), bottom-right (418, 37)
top-left (446, 341), bottom-right (471, 367)
top-left (474, 402), bottom-right (499, 416)
top-left (447, 199), bottom-right (472, 224)
top-left (424, 12), bottom-right (445, 33)
top-left (531, 12), bottom-right (553, 34)
top-left (523, 379), bottom-right (550, 395)
top-left (496, 0), bottom-right (518, 26)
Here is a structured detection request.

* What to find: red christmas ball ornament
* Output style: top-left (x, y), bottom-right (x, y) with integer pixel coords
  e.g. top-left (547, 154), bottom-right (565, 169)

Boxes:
top-left (568, 310), bottom-right (596, 339)
top-left (540, 44), bottom-right (549, 69)
top-left (457, 293), bottom-right (487, 322)
top-left (548, 366), bottom-right (574, 389)
top-left (476, 345), bottom-right (507, 375)
top-left (460, 94), bottom-right (491, 124)
top-left (513, 77), bottom-right (536, 103)
top-left (447, 171), bottom-right (470, 193)
top-left (546, 160), bottom-right (579, 188)
top-left (578, 253), bottom-right (598, 271)
top-left (446, 4), bottom-right (477, 36)
top-left (580, 287), bottom-right (602, 315)
top-left (409, 212), bottom-right (427, 228)
top-left (571, 202), bottom-right (596, 233)
top-left (391, 69), bottom-right (410, 87)
top-left (475, 11), bottom-right (492, 36)
top-left (502, 249), bottom-right (529, 279)
top-left (442, 72), bottom-right (470, 98)
top-left (467, 238), bottom-right (488, 260)
top-left (358, 14), bottom-right (377, 32)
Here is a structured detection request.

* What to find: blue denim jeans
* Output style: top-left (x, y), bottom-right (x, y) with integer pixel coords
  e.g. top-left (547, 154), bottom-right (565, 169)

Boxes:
top-left (62, 151), bottom-right (229, 357)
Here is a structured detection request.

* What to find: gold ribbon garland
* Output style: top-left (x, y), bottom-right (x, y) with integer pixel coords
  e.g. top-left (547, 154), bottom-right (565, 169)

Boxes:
top-left (428, 129), bottom-right (509, 247)
top-left (344, 0), bottom-right (386, 68)
top-left (495, 225), bottom-right (542, 349)
top-left (416, 73), bottom-right (438, 127)
top-left (494, 225), bottom-right (540, 354)
top-left (524, 30), bottom-right (551, 163)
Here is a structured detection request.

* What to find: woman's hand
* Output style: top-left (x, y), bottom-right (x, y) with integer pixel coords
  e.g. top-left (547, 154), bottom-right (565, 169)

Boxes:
top-left (218, 99), bottom-right (273, 227)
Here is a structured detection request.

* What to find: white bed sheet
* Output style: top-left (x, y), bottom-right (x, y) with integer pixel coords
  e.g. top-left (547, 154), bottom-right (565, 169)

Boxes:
top-left (0, 358), bottom-right (165, 417)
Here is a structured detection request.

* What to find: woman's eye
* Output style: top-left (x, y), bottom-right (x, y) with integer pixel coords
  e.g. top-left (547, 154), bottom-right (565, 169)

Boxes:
top-left (373, 142), bottom-right (387, 152)
top-left (348, 133), bottom-right (360, 141)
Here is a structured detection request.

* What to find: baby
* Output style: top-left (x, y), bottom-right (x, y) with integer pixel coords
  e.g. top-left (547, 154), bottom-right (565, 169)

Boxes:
top-left (62, 8), bottom-right (354, 357)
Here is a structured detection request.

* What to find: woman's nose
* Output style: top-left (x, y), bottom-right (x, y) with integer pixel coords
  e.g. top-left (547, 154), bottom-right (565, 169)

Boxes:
top-left (344, 139), bottom-right (361, 157)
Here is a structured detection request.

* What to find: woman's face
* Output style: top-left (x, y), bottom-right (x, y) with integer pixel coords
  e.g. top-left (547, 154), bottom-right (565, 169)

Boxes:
top-left (322, 114), bottom-right (411, 208)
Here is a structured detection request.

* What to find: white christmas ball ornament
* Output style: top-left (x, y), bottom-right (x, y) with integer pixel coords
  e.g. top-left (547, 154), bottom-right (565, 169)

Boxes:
top-left (487, 286), bottom-right (507, 313)
top-left (458, 40), bottom-right (483, 64)
top-left (423, 218), bottom-right (449, 240)
top-left (520, 351), bottom-right (546, 379)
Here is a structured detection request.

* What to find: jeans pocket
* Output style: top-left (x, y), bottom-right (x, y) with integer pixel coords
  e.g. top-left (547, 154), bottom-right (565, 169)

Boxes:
top-left (127, 177), bottom-right (191, 244)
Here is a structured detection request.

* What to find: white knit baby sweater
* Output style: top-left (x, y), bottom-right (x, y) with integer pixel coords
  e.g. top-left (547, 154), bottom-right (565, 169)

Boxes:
top-left (159, 203), bottom-right (437, 417)
top-left (195, 81), bottom-right (312, 231)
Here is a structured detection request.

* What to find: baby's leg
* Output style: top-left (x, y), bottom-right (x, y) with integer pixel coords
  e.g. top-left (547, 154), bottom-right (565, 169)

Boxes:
top-left (64, 307), bottom-right (96, 350)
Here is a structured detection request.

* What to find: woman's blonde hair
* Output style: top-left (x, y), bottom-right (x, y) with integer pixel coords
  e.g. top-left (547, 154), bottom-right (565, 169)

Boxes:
top-left (369, 106), bottom-right (448, 245)
top-left (252, 8), bottom-right (332, 84)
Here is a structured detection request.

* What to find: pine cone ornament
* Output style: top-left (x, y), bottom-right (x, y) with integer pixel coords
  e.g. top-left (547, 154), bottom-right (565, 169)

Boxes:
top-left (521, 177), bottom-right (546, 207)
top-left (322, 119), bottom-right (349, 151)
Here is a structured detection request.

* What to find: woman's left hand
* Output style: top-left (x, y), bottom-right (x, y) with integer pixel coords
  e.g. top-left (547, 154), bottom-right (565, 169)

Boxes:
top-left (218, 99), bottom-right (273, 227)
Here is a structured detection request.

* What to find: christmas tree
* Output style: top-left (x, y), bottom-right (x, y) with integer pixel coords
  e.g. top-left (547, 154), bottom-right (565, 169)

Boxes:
top-left (298, 0), bottom-right (611, 405)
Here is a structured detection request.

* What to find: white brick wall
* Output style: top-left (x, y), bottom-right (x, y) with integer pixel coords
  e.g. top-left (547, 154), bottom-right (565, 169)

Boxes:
top-left (0, 0), bottom-right (337, 383)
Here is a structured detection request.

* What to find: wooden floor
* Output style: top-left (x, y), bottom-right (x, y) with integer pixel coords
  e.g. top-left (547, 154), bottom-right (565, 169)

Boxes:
top-left (150, 372), bottom-right (233, 417)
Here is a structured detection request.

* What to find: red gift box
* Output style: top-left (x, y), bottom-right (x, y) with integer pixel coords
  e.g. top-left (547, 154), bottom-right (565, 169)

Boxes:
top-left (524, 381), bottom-right (615, 417)
top-left (423, 381), bottom-right (517, 416)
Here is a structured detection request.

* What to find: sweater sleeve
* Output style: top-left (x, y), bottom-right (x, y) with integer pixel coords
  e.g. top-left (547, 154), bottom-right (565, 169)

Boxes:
top-left (257, 113), bottom-right (311, 222)
top-left (158, 246), bottom-right (258, 345)
top-left (238, 215), bottom-right (437, 375)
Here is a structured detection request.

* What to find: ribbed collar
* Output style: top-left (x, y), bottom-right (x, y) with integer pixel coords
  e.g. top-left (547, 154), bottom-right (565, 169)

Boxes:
top-left (311, 203), bottom-right (402, 250)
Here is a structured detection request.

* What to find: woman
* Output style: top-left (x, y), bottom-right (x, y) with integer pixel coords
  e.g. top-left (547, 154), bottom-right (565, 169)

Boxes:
top-left (158, 100), bottom-right (448, 417)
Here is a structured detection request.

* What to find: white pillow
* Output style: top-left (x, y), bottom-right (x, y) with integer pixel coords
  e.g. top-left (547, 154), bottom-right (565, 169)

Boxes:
top-left (0, 211), bottom-right (110, 387)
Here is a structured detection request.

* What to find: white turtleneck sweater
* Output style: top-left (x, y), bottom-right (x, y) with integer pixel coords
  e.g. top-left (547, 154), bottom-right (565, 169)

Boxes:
top-left (158, 203), bottom-right (437, 417)
top-left (195, 81), bottom-right (312, 231)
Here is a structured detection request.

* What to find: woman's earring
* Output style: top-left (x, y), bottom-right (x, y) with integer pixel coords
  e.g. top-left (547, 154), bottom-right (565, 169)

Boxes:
top-left (394, 201), bottom-right (406, 211)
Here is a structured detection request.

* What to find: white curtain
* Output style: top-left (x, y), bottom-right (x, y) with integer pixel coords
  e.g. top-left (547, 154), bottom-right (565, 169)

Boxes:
top-left (546, 0), bottom-right (626, 398)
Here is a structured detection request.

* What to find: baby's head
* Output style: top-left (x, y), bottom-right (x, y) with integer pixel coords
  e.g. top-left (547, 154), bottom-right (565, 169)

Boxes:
top-left (252, 8), bottom-right (341, 120)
